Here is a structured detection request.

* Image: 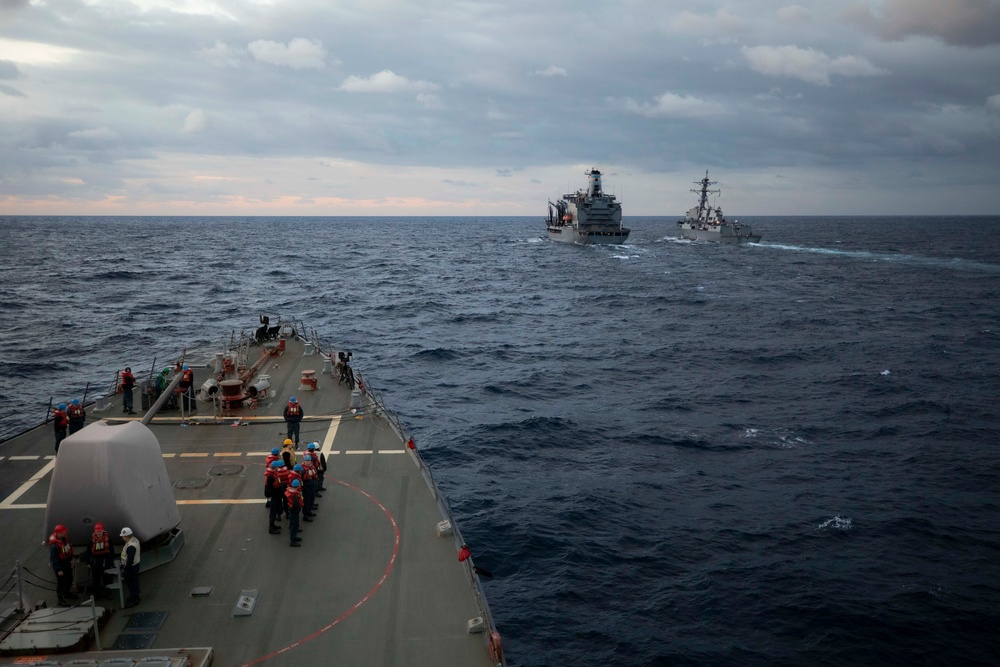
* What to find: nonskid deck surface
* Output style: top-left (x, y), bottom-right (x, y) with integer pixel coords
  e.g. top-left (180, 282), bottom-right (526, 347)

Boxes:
top-left (0, 337), bottom-right (495, 667)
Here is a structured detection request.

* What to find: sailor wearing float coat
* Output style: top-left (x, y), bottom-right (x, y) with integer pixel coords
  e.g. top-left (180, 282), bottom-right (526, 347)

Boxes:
top-left (120, 527), bottom-right (141, 608)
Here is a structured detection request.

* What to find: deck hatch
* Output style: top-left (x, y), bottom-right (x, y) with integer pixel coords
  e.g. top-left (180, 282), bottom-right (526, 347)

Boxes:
top-left (109, 633), bottom-right (157, 650)
top-left (124, 611), bottom-right (168, 631)
top-left (208, 464), bottom-right (245, 476)
top-left (173, 477), bottom-right (210, 489)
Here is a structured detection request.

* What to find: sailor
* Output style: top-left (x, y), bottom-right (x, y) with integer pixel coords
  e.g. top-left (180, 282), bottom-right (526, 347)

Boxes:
top-left (307, 442), bottom-right (327, 493)
top-left (67, 398), bottom-right (86, 434)
top-left (90, 522), bottom-right (112, 598)
top-left (283, 396), bottom-right (303, 447)
top-left (178, 364), bottom-right (195, 413)
top-left (267, 460), bottom-right (287, 534)
top-left (154, 367), bottom-right (171, 402)
top-left (289, 463), bottom-right (303, 488)
top-left (48, 524), bottom-right (76, 606)
top-left (52, 403), bottom-right (69, 452)
top-left (120, 527), bottom-right (141, 608)
top-left (264, 447), bottom-right (281, 508)
top-left (285, 479), bottom-right (304, 547)
top-left (302, 454), bottom-right (319, 521)
top-left (281, 437), bottom-right (297, 468)
top-left (120, 367), bottom-right (136, 414)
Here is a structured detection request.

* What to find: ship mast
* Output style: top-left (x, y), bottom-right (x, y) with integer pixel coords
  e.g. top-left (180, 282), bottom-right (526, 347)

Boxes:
top-left (691, 170), bottom-right (720, 213)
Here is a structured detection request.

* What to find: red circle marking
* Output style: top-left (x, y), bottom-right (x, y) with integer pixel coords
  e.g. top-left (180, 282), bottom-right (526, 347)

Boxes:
top-left (237, 477), bottom-right (400, 667)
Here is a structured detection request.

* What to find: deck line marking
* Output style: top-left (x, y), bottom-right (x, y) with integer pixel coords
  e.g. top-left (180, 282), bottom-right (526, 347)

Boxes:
top-left (176, 499), bottom-right (266, 505)
top-left (215, 452), bottom-right (244, 457)
top-left (0, 459), bottom-right (56, 509)
top-left (162, 453), bottom-right (176, 458)
top-left (236, 476), bottom-right (400, 667)
top-left (9, 455), bottom-right (40, 461)
top-left (0, 503), bottom-right (47, 510)
top-left (379, 450), bottom-right (406, 454)
top-left (320, 417), bottom-right (340, 455)
top-left (179, 453), bottom-right (209, 458)
top-left (345, 450), bottom-right (372, 455)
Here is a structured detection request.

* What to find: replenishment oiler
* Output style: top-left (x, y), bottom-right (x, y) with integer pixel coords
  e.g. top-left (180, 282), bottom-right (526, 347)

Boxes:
top-left (546, 168), bottom-right (630, 244)
top-left (0, 317), bottom-right (505, 667)
top-left (677, 170), bottom-right (761, 243)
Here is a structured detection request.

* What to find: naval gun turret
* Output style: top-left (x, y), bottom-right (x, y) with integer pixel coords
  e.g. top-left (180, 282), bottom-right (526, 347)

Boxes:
top-left (43, 372), bottom-right (185, 568)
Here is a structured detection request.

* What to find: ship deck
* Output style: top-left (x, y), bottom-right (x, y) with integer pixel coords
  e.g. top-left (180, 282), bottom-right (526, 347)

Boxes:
top-left (0, 335), bottom-right (499, 667)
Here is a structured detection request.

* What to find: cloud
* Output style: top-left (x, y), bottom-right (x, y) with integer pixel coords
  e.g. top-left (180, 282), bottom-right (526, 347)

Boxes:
top-left (742, 45), bottom-right (887, 85)
top-left (842, 0), bottom-right (1000, 47)
top-left (416, 93), bottom-right (443, 109)
top-left (0, 83), bottom-right (24, 97)
top-left (248, 38), bottom-right (327, 69)
top-left (496, 168), bottom-right (513, 177)
top-left (182, 109), bottom-right (210, 133)
top-left (988, 94), bottom-right (1000, 111)
top-left (66, 127), bottom-right (118, 146)
top-left (622, 92), bottom-right (727, 118)
top-left (777, 5), bottom-right (814, 24)
top-left (197, 40), bottom-right (245, 68)
top-left (339, 69), bottom-right (440, 93)
top-left (531, 65), bottom-right (567, 77)
top-left (668, 9), bottom-right (749, 36)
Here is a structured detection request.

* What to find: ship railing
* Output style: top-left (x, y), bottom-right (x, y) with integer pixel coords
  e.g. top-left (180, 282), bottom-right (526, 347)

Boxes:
top-left (304, 326), bottom-right (505, 664)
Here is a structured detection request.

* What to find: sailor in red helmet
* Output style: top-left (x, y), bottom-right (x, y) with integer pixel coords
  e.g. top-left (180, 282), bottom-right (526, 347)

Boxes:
top-left (120, 367), bottom-right (136, 414)
top-left (90, 522), bottom-right (112, 598)
top-left (52, 403), bottom-right (69, 453)
top-left (48, 524), bottom-right (77, 606)
top-left (283, 396), bottom-right (303, 447)
top-left (178, 364), bottom-right (196, 414)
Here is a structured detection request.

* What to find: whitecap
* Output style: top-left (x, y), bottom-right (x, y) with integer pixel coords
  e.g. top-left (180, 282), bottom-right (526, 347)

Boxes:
top-left (818, 516), bottom-right (853, 531)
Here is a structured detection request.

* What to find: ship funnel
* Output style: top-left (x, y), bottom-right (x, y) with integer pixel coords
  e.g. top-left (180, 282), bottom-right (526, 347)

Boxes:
top-left (588, 169), bottom-right (603, 197)
top-left (44, 421), bottom-right (180, 546)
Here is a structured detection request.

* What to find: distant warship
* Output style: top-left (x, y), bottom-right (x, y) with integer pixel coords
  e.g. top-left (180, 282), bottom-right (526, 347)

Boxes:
top-left (547, 168), bottom-right (630, 244)
top-left (677, 171), bottom-right (760, 243)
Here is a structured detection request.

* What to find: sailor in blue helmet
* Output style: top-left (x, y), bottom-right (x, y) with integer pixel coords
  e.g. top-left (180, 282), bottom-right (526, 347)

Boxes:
top-left (267, 459), bottom-right (288, 534)
top-left (283, 396), bottom-right (304, 447)
top-left (67, 398), bottom-right (86, 434)
top-left (285, 479), bottom-right (304, 546)
top-left (263, 447), bottom-right (282, 508)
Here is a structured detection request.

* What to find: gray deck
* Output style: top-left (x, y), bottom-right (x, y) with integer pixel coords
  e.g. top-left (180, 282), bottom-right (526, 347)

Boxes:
top-left (0, 335), bottom-right (500, 667)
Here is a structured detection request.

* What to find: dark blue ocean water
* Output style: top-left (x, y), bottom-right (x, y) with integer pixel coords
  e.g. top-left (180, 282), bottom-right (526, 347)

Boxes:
top-left (2, 215), bottom-right (1000, 666)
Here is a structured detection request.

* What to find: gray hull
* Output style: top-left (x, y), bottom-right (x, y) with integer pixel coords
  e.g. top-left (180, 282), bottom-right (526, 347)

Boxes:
top-left (678, 223), bottom-right (760, 243)
top-left (547, 225), bottom-right (630, 245)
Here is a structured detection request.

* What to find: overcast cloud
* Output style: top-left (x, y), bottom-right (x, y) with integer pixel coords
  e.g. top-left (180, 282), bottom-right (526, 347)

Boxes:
top-left (1, 0), bottom-right (998, 215)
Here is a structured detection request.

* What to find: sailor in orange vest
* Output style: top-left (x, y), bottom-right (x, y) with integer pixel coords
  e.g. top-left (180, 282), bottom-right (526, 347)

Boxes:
top-left (67, 398), bottom-right (86, 434)
top-left (267, 460), bottom-right (288, 534)
top-left (307, 442), bottom-right (327, 493)
top-left (264, 447), bottom-right (281, 508)
top-left (52, 404), bottom-right (69, 452)
top-left (301, 454), bottom-right (319, 521)
top-left (283, 396), bottom-right (303, 447)
top-left (89, 522), bottom-right (112, 598)
top-left (48, 524), bottom-right (76, 606)
top-left (285, 479), bottom-right (304, 546)
top-left (120, 367), bottom-right (136, 414)
top-left (178, 364), bottom-right (195, 413)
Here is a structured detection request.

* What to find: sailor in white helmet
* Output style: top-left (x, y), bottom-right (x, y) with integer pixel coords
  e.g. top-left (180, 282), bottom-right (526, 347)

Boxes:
top-left (120, 527), bottom-right (141, 608)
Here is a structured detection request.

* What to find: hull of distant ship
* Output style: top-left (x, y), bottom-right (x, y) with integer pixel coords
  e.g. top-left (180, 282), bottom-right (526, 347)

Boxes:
top-left (678, 224), bottom-right (760, 243)
top-left (547, 225), bottom-right (630, 245)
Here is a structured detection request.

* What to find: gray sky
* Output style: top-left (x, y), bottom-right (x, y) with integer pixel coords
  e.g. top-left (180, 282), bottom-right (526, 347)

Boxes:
top-left (1, 0), bottom-right (999, 215)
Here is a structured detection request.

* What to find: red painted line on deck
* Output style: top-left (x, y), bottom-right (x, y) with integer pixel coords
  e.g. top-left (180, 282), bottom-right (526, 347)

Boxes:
top-left (236, 477), bottom-right (401, 667)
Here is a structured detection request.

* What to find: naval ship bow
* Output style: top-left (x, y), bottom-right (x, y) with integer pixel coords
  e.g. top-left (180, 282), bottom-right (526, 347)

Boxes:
top-left (0, 317), bottom-right (505, 667)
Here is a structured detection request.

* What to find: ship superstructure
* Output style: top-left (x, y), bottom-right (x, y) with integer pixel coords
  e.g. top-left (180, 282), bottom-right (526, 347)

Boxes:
top-left (547, 168), bottom-right (630, 244)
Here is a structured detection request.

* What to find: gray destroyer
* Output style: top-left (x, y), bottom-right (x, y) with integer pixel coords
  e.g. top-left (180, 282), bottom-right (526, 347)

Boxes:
top-left (677, 171), bottom-right (761, 243)
top-left (547, 168), bottom-right (630, 244)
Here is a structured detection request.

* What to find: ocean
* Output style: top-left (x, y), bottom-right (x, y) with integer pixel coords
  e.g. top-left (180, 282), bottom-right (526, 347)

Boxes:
top-left (1, 215), bottom-right (999, 666)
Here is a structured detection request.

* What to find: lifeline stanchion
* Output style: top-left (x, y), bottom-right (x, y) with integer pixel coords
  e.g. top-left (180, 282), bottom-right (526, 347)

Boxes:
top-left (89, 594), bottom-right (102, 650)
